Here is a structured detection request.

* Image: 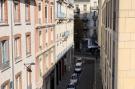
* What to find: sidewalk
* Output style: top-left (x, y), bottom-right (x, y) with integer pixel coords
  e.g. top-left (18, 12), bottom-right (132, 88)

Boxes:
top-left (56, 67), bottom-right (74, 89)
top-left (94, 59), bottom-right (103, 89)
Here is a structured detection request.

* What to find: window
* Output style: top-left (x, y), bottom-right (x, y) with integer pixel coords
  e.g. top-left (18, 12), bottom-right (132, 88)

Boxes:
top-left (38, 2), bottom-right (42, 24)
top-left (51, 28), bottom-right (53, 43)
top-left (27, 68), bottom-right (32, 89)
top-left (16, 73), bottom-right (22, 89)
top-left (45, 6), bottom-right (47, 23)
top-left (0, 0), bottom-right (4, 22)
top-left (14, 35), bottom-right (21, 59)
top-left (14, 0), bottom-right (20, 23)
top-left (45, 29), bottom-right (48, 47)
top-left (26, 33), bottom-right (31, 56)
top-left (25, 0), bottom-right (30, 22)
top-left (0, 39), bottom-right (9, 68)
top-left (0, 0), bottom-right (8, 23)
top-left (39, 31), bottom-right (42, 50)
top-left (83, 5), bottom-right (87, 11)
top-left (39, 56), bottom-right (43, 77)
top-left (45, 53), bottom-right (49, 70)
top-left (50, 49), bottom-right (54, 65)
top-left (50, 6), bottom-right (53, 22)
top-left (1, 80), bottom-right (10, 89)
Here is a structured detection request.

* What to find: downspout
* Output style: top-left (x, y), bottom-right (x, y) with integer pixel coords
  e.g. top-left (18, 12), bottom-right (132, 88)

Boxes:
top-left (10, 0), bottom-right (14, 89)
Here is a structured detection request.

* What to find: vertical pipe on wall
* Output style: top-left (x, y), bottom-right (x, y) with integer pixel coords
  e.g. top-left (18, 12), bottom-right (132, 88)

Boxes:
top-left (11, 0), bottom-right (15, 89)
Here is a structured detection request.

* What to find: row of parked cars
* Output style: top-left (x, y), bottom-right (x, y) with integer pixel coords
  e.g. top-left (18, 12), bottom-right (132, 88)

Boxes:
top-left (67, 57), bottom-right (83, 89)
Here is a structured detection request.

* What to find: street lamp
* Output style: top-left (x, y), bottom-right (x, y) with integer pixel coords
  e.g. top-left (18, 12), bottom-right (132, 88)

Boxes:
top-left (24, 62), bottom-right (35, 72)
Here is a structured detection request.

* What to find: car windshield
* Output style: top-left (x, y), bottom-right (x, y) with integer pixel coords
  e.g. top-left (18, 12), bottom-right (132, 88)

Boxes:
top-left (68, 85), bottom-right (75, 88)
top-left (75, 66), bottom-right (81, 68)
top-left (72, 76), bottom-right (77, 79)
top-left (77, 59), bottom-right (82, 62)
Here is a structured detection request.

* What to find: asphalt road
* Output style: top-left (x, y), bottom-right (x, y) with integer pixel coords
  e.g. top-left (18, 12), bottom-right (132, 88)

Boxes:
top-left (56, 53), bottom-right (96, 89)
top-left (77, 60), bottom-right (94, 89)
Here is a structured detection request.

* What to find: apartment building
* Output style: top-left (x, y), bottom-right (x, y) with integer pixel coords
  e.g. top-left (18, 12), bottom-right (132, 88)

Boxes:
top-left (34, 0), bottom-right (55, 89)
top-left (55, 0), bottom-right (74, 86)
top-left (0, 0), bottom-right (35, 89)
top-left (74, 0), bottom-right (98, 37)
top-left (98, 0), bottom-right (135, 89)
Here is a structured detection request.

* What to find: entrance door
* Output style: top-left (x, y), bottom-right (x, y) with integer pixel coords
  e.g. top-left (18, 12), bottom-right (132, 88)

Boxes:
top-left (50, 76), bottom-right (55, 89)
top-left (56, 64), bottom-right (59, 85)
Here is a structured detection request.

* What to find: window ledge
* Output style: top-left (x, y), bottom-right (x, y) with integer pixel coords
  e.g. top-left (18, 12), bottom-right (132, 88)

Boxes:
top-left (14, 22), bottom-right (21, 25)
top-left (26, 21), bottom-right (31, 25)
top-left (15, 57), bottom-right (22, 64)
top-left (1, 66), bottom-right (11, 73)
top-left (26, 53), bottom-right (31, 58)
top-left (0, 22), bottom-right (9, 26)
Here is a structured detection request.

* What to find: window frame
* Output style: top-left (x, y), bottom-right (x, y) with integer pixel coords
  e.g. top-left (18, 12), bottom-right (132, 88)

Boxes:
top-left (15, 72), bottom-right (22, 89)
top-left (0, 36), bottom-right (9, 69)
top-left (1, 80), bottom-right (10, 89)
top-left (14, 0), bottom-right (20, 23)
top-left (25, 32), bottom-right (31, 56)
top-left (14, 34), bottom-right (21, 60)
top-left (25, 0), bottom-right (30, 22)
top-left (0, 0), bottom-right (8, 24)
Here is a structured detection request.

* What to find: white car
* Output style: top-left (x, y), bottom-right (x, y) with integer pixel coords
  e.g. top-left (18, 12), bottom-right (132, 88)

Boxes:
top-left (70, 73), bottom-right (78, 85)
top-left (76, 57), bottom-right (82, 63)
top-left (75, 62), bottom-right (82, 67)
top-left (74, 65), bottom-right (82, 73)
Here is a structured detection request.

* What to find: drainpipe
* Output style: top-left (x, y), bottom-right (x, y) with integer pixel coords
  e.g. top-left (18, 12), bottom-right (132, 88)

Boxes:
top-left (10, 0), bottom-right (14, 89)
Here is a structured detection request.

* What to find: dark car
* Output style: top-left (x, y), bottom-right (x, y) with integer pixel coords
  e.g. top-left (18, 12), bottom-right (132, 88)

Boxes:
top-left (67, 82), bottom-right (76, 89)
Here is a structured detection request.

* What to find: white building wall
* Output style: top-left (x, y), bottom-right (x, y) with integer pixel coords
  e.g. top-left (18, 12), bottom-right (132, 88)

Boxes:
top-left (55, 0), bottom-right (74, 62)
top-left (0, 0), bottom-right (36, 89)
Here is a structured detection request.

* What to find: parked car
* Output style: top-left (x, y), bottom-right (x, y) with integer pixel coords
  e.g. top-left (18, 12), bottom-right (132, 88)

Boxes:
top-left (74, 65), bottom-right (82, 74)
top-left (70, 73), bottom-right (78, 85)
top-left (75, 62), bottom-right (82, 67)
top-left (67, 82), bottom-right (76, 89)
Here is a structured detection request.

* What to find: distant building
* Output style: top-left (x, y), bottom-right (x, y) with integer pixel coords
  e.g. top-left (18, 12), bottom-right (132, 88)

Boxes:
top-left (98, 0), bottom-right (135, 89)
top-left (55, 0), bottom-right (74, 88)
top-left (34, 0), bottom-right (55, 89)
top-left (74, 0), bottom-right (98, 51)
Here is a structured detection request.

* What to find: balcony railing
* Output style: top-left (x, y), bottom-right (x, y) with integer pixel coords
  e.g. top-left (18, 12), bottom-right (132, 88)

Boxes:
top-left (0, 60), bottom-right (10, 70)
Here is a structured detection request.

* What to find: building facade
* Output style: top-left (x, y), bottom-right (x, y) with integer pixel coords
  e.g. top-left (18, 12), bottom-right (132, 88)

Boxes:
top-left (0, 0), bottom-right (35, 89)
top-left (55, 0), bottom-right (74, 87)
top-left (74, 0), bottom-right (92, 36)
top-left (98, 0), bottom-right (135, 89)
top-left (0, 0), bottom-right (74, 89)
top-left (34, 0), bottom-right (55, 89)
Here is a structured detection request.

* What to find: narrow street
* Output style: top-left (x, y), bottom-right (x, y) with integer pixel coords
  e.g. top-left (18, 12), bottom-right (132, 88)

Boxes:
top-left (76, 60), bottom-right (94, 89)
top-left (56, 52), bottom-right (102, 89)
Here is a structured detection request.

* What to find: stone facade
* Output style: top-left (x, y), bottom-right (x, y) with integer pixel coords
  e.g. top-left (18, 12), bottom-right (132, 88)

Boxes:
top-left (98, 0), bottom-right (135, 89)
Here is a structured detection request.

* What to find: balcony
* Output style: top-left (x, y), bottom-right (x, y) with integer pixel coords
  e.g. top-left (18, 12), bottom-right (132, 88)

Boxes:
top-left (0, 60), bottom-right (10, 70)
